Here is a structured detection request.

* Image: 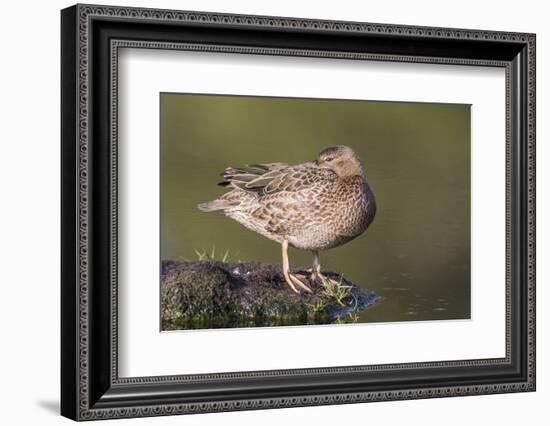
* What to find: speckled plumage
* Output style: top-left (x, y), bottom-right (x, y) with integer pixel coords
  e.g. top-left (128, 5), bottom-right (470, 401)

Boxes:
top-left (198, 146), bottom-right (376, 252)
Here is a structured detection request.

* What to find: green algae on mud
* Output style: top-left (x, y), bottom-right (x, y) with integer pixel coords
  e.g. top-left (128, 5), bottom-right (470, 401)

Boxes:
top-left (161, 259), bottom-right (380, 330)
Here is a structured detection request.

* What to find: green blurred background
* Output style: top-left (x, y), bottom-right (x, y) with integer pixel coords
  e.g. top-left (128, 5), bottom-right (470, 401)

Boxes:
top-left (160, 93), bottom-right (471, 324)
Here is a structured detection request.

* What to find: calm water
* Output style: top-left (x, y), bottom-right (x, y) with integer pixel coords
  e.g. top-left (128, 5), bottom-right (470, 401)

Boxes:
top-left (161, 93), bottom-right (471, 325)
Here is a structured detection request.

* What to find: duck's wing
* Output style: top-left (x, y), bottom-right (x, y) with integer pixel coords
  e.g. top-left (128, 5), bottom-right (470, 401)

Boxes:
top-left (218, 163), bottom-right (287, 189)
top-left (219, 162), bottom-right (331, 196)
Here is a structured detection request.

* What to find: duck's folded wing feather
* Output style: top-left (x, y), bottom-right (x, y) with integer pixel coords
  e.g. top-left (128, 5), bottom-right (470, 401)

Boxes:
top-left (219, 163), bottom-right (286, 187)
top-left (220, 162), bottom-right (333, 196)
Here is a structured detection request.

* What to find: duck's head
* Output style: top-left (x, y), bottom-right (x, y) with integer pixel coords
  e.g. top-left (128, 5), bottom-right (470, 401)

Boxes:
top-left (315, 145), bottom-right (365, 179)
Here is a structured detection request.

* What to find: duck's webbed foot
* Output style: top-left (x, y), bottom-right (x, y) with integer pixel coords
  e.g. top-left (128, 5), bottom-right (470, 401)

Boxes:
top-left (284, 271), bottom-right (313, 294)
top-left (309, 265), bottom-right (322, 282)
top-left (308, 251), bottom-right (341, 287)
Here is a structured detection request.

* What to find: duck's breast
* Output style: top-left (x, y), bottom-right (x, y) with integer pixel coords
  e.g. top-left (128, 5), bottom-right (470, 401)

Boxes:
top-left (288, 177), bottom-right (375, 250)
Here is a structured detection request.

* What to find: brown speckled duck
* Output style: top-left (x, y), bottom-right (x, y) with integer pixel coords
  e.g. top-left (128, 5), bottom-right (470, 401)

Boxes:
top-left (198, 145), bottom-right (376, 294)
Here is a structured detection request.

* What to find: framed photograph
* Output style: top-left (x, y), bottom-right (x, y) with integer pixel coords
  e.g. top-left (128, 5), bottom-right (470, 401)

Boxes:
top-left (61, 4), bottom-right (536, 421)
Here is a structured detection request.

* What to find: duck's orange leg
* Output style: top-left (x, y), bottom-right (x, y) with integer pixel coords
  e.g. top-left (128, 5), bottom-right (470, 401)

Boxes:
top-left (282, 238), bottom-right (312, 294)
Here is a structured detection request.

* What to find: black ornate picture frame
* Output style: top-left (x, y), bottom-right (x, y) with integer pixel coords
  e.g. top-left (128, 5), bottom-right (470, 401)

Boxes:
top-left (61, 4), bottom-right (536, 421)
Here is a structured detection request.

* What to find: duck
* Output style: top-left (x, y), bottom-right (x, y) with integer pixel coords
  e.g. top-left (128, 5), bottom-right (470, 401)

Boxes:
top-left (198, 145), bottom-right (376, 294)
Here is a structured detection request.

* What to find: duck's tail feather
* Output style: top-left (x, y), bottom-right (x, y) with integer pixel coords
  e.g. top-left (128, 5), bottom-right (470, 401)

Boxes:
top-left (197, 199), bottom-right (230, 212)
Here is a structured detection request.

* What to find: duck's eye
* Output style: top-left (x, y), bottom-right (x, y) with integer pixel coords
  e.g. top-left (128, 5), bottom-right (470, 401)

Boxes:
top-left (324, 157), bottom-right (333, 162)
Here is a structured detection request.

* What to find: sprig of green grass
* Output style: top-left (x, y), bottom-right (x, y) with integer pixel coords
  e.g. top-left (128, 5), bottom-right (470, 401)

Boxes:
top-left (305, 299), bottom-right (327, 314)
top-left (318, 274), bottom-right (356, 307)
top-left (193, 246), bottom-right (235, 263)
